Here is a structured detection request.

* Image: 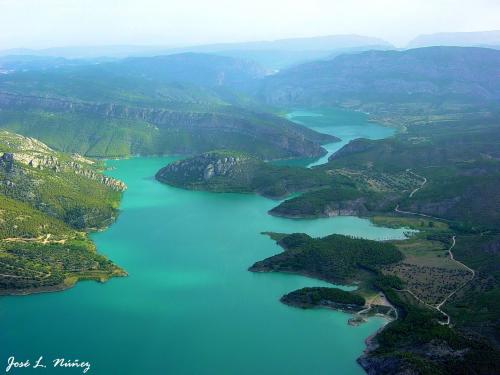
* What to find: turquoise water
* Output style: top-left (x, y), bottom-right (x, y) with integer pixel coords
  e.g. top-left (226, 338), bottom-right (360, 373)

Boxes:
top-left (0, 109), bottom-right (404, 374)
top-left (0, 157), bottom-right (408, 374)
top-left (275, 108), bottom-right (394, 167)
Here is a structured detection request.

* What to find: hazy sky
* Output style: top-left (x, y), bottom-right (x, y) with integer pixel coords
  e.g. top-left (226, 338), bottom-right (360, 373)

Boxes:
top-left (1, 0), bottom-right (499, 49)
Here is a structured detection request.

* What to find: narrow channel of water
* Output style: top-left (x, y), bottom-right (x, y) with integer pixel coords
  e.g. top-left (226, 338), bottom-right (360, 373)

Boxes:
top-left (275, 108), bottom-right (394, 167)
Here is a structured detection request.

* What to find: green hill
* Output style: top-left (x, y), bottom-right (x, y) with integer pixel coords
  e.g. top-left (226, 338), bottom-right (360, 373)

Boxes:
top-left (250, 232), bottom-right (403, 283)
top-left (0, 131), bottom-right (125, 294)
top-left (268, 118), bottom-right (500, 230)
top-left (155, 150), bottom-right (332, 199)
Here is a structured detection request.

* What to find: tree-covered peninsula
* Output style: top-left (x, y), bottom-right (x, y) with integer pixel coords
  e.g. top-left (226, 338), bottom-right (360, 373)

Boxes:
top-left (155, 150), bottom-right (334, 199)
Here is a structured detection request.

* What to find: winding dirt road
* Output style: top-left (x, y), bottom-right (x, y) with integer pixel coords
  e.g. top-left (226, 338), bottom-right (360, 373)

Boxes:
top-left (394, 171), bottom-right (475, 325)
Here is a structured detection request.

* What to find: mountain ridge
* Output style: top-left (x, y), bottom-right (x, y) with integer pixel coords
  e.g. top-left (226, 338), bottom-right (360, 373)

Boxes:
top-left (261, 46), bottom-right (500, 124)
top-left (407, 30), bottom-right (500, 49)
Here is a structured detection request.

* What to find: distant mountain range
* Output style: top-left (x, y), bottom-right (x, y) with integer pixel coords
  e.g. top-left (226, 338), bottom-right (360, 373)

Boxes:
top-left (4, 31), bottom-right (500, 72)
top-left (260, 46), bottom-right (500, 123)
top-left (0, 34), bottom-right (394, 71)
top-left (407, 30), bottom-right (500, 49)
top-left (0, 34), bottom-right (393, 57)
top-left (2, 46), bottom-right (500, 156)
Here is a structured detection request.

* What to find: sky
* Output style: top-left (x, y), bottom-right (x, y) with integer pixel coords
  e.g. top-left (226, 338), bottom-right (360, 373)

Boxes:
top-left (0, 0), bottom-right (499, 50)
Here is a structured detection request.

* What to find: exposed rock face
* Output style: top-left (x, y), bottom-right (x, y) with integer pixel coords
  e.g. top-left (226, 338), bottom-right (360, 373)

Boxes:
top-left (322, 199), bottom-right (369, 217)
top-left (74, 167), bottom-right (127, 191)
top-left (156, 150), bottom-right (328, 199)
top-left (201, 156), bottom-right (246, 181)
top-left (0, 131), bottom-right (126, 191)
top-left (156, 152), bottom-right (255, 187)
top-left (268, 198), bottom-right (369, 219)
top-left (403, 197), bottom-right (461, 217)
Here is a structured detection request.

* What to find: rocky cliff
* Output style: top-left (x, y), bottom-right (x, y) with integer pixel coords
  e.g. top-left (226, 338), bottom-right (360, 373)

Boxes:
top-left (155, 151), bottom-right (258, 192)
top-left (0, 91), bottom-right (334, 159)
top-left (0, 131), bottom-right (126, 191)
top-left (0, 131), bottom-right (126, 294)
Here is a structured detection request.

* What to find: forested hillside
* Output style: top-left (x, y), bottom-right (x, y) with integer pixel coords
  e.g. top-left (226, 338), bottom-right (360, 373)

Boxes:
top-left (155, 150), bottom-right (335, 198)
top-left (0, 131), bottom-right (126, 294)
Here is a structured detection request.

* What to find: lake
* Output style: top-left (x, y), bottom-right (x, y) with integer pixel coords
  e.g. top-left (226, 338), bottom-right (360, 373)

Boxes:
top-left (0, 109), bottom-right (404, 374)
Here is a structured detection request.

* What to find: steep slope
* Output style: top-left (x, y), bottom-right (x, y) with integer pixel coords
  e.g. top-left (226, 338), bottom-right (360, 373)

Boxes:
top-left (0, 131), bottom-right (126, 294)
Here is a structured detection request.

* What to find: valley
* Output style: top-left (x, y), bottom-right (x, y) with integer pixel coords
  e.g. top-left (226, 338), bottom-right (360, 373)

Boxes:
top-left (0, 45), bottom-right (499, 374)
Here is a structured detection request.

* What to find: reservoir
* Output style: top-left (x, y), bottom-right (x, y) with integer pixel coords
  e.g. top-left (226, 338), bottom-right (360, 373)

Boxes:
top-left (0, 110), bottom-right (406, 374)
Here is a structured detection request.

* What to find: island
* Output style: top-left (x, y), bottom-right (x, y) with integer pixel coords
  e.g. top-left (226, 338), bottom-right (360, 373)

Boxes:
top-left (281, 287), bottom-right (365, 312)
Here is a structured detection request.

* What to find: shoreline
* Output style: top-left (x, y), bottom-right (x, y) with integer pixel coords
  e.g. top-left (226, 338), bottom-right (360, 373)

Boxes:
top-left (0, 164), bottom-right (128, 298)
top-left (0, 269), bottom-right (128, 297)
top-left (250, 239), bottom-right (399, 375)
top-left (280, 297), bottom-right (366, 315)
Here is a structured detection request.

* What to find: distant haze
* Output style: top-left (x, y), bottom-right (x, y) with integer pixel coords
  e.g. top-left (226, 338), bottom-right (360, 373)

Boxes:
top-left (407, 30), bottom-right (500, 48)
top-left (0, 0), bottom-right (499, 50)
